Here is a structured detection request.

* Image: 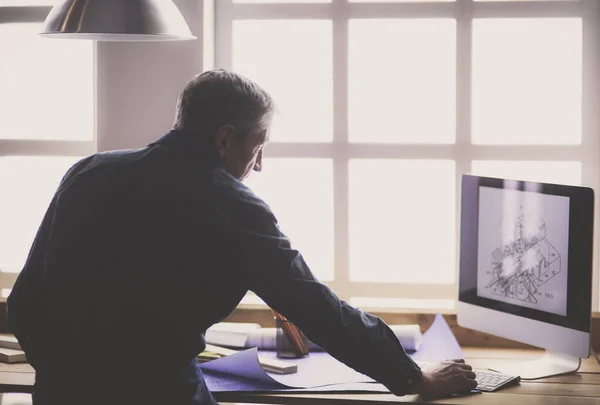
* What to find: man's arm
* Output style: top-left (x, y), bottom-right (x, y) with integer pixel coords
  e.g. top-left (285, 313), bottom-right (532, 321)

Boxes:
top-left (231, 192), bottom-right (422, 396)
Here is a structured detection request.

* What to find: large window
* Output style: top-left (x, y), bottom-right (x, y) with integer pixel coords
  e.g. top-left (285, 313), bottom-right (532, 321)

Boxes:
top-left (0, 2), bottom-right (95, 294)
top-left (216, 0), bottom-right (600, 311)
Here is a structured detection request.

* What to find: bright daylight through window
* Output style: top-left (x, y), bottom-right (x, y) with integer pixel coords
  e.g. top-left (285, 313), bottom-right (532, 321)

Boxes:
top-left (0, 4), bottom-right (95, 296)
top-left (216, 0), bottom-right (599, 312)
top-left (0, 0), bottom-right (598, 313)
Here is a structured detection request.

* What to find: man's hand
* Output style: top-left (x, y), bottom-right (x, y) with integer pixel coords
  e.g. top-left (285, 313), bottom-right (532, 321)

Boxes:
top-left (415, 359), bottom-right (478, 398)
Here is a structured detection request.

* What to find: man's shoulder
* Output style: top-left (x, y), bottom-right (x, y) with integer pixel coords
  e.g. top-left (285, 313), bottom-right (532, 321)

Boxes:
top-left (213, 169), bottom-right (268, 205)
top-left (56, 147), bottom-right (161, 197)
top-left (64, 146), bottom-right (145, 173)
top-left (211, 169), bottom-right (277, 227)
top-left (84, 147), bottom-right (156, 170)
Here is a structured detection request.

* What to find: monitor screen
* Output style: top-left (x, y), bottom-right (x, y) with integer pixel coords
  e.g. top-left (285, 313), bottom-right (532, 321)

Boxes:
top-left (477, 186), bottom-right (569, 316)
top-left (459, 175), bottom-right (594, 334)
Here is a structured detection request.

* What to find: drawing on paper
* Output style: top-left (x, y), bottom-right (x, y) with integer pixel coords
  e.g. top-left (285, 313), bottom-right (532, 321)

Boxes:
top-left (485, 206), bottom-right (561, 304)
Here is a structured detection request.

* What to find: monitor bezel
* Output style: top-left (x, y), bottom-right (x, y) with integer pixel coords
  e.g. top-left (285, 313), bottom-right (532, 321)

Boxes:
top-left (459, 174), bottom-right (594, 333)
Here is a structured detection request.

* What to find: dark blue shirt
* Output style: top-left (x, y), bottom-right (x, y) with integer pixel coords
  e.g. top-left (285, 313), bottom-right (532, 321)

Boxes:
top-left (7, 130), bottom-right (421, 405)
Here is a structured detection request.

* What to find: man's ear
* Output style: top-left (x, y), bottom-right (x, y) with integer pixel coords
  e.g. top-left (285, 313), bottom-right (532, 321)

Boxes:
top-left (214, 124), bottom-right (236, 157)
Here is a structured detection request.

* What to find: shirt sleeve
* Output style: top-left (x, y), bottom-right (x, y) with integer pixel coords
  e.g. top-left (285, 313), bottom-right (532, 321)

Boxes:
top-left (229, 188), bottom-right (423, 396)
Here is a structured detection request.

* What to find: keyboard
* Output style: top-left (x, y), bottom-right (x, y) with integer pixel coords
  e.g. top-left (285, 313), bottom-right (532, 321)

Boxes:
top-left (417, 361), bottom-right (520, 392)
top-left (473, 369), bottom-right (520, 392)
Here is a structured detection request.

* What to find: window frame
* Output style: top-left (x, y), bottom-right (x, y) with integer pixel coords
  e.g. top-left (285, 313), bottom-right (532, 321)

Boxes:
top-left (215, 0), bottom-right (600, 312)
top-left (0, 5), bottom-right (97, 290)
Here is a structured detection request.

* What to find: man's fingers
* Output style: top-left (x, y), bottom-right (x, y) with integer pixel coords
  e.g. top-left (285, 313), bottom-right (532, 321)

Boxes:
top-left (466, 378), bottom-right (478, 390)
top-left (452, 358), bottom-right (465, 363)
top-left (460, 363), bottom-right (473, 371)
top-left (464, 370), bottom-right (476, 379)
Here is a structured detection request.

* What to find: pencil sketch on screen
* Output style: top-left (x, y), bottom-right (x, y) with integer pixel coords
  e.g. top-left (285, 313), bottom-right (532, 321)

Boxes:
top-left (476, 186), bottom-right (570, 316)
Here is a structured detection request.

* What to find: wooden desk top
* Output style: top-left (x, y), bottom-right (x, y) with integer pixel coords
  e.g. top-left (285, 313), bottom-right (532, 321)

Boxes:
top-left (0, 348), bottom-right (598, 404)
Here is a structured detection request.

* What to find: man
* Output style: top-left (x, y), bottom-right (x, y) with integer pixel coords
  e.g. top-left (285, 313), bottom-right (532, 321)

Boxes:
top-left (7, 69), bottom-right (477, 405)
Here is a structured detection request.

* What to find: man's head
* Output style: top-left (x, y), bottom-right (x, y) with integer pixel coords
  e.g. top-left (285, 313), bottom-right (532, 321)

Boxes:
top-left (172, 69), bottom-right (274, 181)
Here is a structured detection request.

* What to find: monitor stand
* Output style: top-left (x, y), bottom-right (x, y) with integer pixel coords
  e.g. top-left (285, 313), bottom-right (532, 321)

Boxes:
top-left (487, 350), bottom-right (581, 380)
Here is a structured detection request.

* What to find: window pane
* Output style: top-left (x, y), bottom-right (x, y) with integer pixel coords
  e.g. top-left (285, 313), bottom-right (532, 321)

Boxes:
top-left (0, 156), bottom-right (81, 273)
top-left (0, 1), bottom-right (55, 4)
top-left (475, 0), bottom-right (574, 2)
top-left (349, 297), bottom-right (455, 311)
top-left (232, 21), bottom-right (333, 143)
top-left (472, 19), bottom-right (582, 145)
top-left (350, 0), bottom-right (453, 2)
top-left (240, 293), bottom-right (266, 306)
top-left (349, 19), bottom-right (456, 144)
top-left (349, 160), bottom-right (455, 283)
top-left (0, 23), bottom-right (94, 141)
top-left (234, 0), bottom-right (329, 2)
top-left (471, 161), bottom-right (582, 186)
top-left (245, 158), bottom-right (334, 281)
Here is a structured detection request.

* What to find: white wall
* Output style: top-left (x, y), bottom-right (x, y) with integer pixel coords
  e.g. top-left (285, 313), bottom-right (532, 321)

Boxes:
top-left (95, 0), bottom-right (208, 152)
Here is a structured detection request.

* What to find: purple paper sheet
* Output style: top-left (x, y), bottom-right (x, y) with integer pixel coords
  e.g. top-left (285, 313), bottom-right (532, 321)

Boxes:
top-left (202, 369), bottom-right (282, 392)
top-left (199, 348), bottom-right (374, 389)
top-left (202, 370), bottom-right (389, 393)
top-left (200, 312), bottom-right (463, 393)
top-left (200, 348), bottom-right (279, 385)
top-left (259, 351), bottom-right (374, 387)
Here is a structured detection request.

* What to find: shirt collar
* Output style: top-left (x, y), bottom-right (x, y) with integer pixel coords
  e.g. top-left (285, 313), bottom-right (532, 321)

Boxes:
top-left (150, 130), bottom-right (223, 168)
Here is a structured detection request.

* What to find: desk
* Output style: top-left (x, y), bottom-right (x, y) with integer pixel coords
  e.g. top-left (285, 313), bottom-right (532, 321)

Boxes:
top-left (0, 348), bottom-right (598, 404)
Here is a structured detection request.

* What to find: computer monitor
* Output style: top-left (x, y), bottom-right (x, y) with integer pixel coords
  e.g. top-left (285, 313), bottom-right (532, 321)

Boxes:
top-left (458, 174), bottom-right (594, 380)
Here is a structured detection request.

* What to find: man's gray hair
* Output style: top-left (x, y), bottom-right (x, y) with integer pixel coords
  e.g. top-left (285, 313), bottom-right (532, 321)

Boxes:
top-left (173, 69), bottom-right (275, 138)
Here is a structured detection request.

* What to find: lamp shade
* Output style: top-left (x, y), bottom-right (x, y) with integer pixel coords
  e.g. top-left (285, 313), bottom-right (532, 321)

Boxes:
top-left (40, 0), bottom-right (196, 41)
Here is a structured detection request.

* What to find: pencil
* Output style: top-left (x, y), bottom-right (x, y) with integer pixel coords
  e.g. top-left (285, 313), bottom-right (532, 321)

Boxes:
top-left (271, 310), bottom-right (309, 357)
